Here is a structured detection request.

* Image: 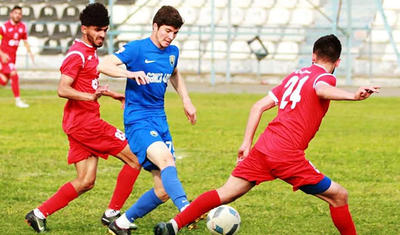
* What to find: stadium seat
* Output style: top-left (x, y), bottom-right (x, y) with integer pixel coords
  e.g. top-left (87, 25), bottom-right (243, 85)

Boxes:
top-left (230, 40), bottom-right (251, 59)
top-left (181, 40), bottom-right (201, 59)
top-left (204, 40), bottom-right (227, 59)
top-left (23, 0), bottom-right (45, 3)
top-left (382, 44), bottom-right (399, 61)
top-left (252, 0), bottom-right (275, 9)
top-left (52, 23), bottom-right (72, 39)
top-left (373, 10), bottom-right (397, 27)
top-left (182, 0), bottom-right (205, 8)
top-left (197, 7), bottom-right (221, 26)
top-left (232, 0), bottom-right (252, 8)
top-left (22, 5), bottom-right (36, 21)
top-left (276, 0), bottom-right (298, 8)
top-left (62, 5), bottom-right (80, 22)
top-left (38, 5), bottom-right (58, 21)
top-left (267, 7), bottom-right (290, 25)
top-left (275, 41), bottom-right (298, 60)
top-left (178, 6), bottom-right (198, 25)
top-left (40, 38), bottom-right (62, 55)
top-left (0, 6), bottom-right (10, 21)
top-left (115, 25), bottom-right (144, 41)
top-left (290, 8), bottom-right (314, 26)
top-left (243, 8), bottom-right (268, 26)
top-left (116, 0), bottom-right (136, 5)
top-left (282, 28), bottom-right (306, 42)
top-left (219, 7), bottom-right (245, 26)
top-left (111, 5), bottom-right (128, 25)
top-left (383, 0), bottom-right (400, 10)
top-left (160, 0), bottom-right (183, 7)
top-left (126, 7), bottom-right (152, 25)
top-left (370, 29), bottom-right (389, 43)
top-left (30, 23), bottom-right (49, 38)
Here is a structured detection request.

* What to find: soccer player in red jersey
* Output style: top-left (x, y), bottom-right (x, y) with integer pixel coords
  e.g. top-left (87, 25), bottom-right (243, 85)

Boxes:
top-left (154, 34), bottom-right (380, 235)
top-left (0, 5), bottom-right (34, 108)
top-left (25, 3), bottom-right (144, 233)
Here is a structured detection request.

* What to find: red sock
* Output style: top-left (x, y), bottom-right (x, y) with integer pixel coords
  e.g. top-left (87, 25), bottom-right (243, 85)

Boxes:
top-left (330, 204), bottom-right (357, 235)
top-left (38, 182), bottom-right (78, 217)
top-left (107, 164), bottom-right (140, 210)
top-left (10, 73), bottom-right (20, 98)
top-left (174, 190), bottom-right (222, 229)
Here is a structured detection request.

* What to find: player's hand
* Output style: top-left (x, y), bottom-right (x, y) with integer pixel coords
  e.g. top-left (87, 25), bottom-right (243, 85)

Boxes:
top-left (183, 100), bottom-right (197, 125)
top-left (93, 85), bottom-right (110, 100)
top-left (237, 144), bottom-right (250, 164)
top-left (0, 53), bottom-right (9, 63)
top-left (354, 86), bottom-right (380, 100)
top-left (127, 71), bottom-right (149, 85)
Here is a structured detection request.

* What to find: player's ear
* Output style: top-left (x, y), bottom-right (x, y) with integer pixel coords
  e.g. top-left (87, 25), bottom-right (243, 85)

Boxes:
top-left (152, 23), bottom-right (158, 32)
top-left (81, 25), bottom-right (87, 35)
top-left (335, 58), bottom-right (341, 67)
top-left (312, 53), bottom-right (317, 63)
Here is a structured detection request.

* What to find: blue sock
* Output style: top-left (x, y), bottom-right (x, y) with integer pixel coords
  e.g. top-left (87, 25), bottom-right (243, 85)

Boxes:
top-left (161, 166), bottom-right (189, 211)
top-left (125, 188), bottom-right (163, 222)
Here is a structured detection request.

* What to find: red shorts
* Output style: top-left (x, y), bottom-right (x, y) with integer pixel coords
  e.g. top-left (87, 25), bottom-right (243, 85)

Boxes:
top-left (0, 62), bottom-right (15, 76)
top-left (67, 119), bottom-right (128, 164)
top-left (232, 148), bottom-right (324, 191)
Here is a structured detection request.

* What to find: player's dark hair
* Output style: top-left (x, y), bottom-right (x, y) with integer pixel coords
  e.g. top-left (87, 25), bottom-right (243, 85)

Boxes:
top-left (79, 3), bottom-right (109, 27)
top-left (153, 5), bottom-right (184, 29)
top-left (11, 6), bottom-right (22, 12)
top-left (313, 34), bottom-right (342, 63)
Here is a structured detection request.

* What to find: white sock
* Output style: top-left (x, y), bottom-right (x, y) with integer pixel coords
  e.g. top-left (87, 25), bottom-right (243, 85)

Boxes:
top-left (116, 214), bottom-right (131, 229)
top-left (15, 97), bottom-right (21, 102)
top-left (169, 219), bottom-right (179, 233)
top-left (33, 208), bottom-right (46, 219)
top-left (105, 209), bottom-right (120, 217)
top-left (180, 204), bottom-right (189, 212)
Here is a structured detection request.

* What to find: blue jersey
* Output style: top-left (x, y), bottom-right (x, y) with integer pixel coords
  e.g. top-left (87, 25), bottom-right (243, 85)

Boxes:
top-left (115, 37), bottom-right (179, 124)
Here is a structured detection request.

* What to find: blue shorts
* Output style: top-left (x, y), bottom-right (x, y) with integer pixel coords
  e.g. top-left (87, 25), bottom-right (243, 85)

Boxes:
top-left (125, 116), bottom-right (174, 171)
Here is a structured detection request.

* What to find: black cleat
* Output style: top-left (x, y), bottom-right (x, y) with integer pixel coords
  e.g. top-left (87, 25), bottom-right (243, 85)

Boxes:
top-left (25, 210), bottom-right (47, 233)
top-left (102, 212), bottom-right (137, 230)
top-left (153, 222), bottom-right (176, 235)
top-left (108, 220), bottom-right (131, 235)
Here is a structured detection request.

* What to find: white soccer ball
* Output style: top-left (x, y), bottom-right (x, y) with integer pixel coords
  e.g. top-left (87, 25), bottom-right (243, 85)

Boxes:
top-left (206, 205), bottom-right (241, 235)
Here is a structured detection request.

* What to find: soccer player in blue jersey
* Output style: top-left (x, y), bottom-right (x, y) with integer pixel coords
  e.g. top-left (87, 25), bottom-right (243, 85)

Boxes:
top-left (98, 5), bottom-right (196, 234)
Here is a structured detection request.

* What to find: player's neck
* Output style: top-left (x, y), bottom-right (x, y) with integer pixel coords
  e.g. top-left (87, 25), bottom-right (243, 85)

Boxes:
top-left (314, 61), bottom-right (334, 74)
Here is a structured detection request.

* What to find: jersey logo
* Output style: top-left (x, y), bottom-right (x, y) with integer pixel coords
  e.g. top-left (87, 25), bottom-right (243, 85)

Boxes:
top-left (169, 55), bottom-right (175, 67)
top-left (91, 78), bottom-right (99, 90)
top-left (150, 130), bottom-right (158, 137)
top-left (145, 59), bottom-right (155, 64)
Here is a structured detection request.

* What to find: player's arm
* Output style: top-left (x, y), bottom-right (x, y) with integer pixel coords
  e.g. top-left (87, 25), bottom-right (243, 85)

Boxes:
top-left (23, 40), bottom-right (34, 64)
top-left (57, 74), bottom-right (106, 101)
top-left (98, 54), bottom-right (148, 85)
top-left (0, 48), bottom-right (9, 63)
top-left (169, 67), bottom-right (197, 125)
top-left (315, 82), bottom-right (380, 101)
top-left (238, 95), bottom-right (276, 161)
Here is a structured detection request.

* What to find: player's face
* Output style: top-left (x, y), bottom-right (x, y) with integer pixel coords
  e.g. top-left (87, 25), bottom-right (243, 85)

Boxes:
top-left (153, 24), bottom-right (179, 49)
top-left (10, 9), bottom-right (22, 24)
top-left (82, 25), bottom-right (108, 48)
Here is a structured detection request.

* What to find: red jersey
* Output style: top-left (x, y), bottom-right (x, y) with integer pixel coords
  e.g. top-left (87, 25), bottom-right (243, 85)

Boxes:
top-left (255, 63), bottom-right (336, 161)
top-left (60, 39), bottom-right (101, 134)
top-left (0, 20), bottom-right (27, 63)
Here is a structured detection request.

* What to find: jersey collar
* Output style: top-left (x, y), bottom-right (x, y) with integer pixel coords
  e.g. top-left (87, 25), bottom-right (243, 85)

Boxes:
top-left (313, 63), bottom-right (329, 73)
top-left (75, 39), bottom-right (94, 49)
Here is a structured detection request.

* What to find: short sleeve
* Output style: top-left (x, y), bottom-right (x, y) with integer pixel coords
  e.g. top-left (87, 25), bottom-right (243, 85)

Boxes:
top-left (60, 52), bottom-right (84, 79)
top-left (114, 41), bottom-right (139, 65)
top-left (314, 74), bottom-right (336, 88)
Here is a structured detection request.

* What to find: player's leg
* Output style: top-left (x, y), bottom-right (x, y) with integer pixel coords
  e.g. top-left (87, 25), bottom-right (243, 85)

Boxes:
top-left (0, 72), bottom-right (8, 86)
top-left (147, 141), bottom-right (190, 211)
top-left (25, 156), bottom-right (98, 233)
top-left (314, 181), bottom-right (356, 235)
top-left (9, 70), bottom-right (29, 108)
top-left (154, 175), bottom-right (254, 235)
top-left (110, 170), bottom-right (168, 233)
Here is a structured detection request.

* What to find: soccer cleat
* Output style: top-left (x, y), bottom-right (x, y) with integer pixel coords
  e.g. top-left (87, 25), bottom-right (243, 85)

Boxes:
top-left (16, 99), bottom-right (29, 108)
top-left (187, 212), bottom-right (208, 230)
top-left (101, 212), bottom-right (138, 230)
top-left (25, 210), bottom-right (47, 233)
top-left (108, 220), bottom-right (131, 235)
top-left (153, 222), bottom-right (176, 235)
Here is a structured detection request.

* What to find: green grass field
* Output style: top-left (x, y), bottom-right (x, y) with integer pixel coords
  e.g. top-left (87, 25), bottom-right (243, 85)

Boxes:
top-left (0, 89), bottom-right (399, 234)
